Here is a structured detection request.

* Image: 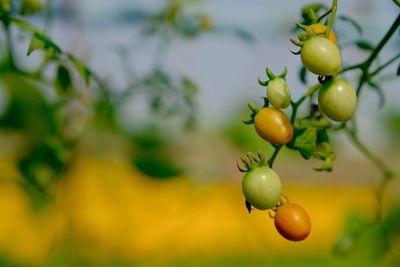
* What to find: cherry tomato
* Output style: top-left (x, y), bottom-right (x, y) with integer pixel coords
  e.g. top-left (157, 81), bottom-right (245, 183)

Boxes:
top-left (301, 37), bottom-right (342, 76)
top-left (254, 107), bottom-right (293, 144)
top-left (310, 24), bottom-right (337, 45)
top-left (267, 78), bottom-right (291, 109)
top-left (242, 166), bottom-right (281, 210)
top-left (274, 203), bottom-right (311, 241)
top-left (318, 78), bottom-right (357, 122)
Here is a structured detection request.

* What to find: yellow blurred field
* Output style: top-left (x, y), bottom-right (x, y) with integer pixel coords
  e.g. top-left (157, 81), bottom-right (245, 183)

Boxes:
top-left (0, 155), bottom-right (385, 265)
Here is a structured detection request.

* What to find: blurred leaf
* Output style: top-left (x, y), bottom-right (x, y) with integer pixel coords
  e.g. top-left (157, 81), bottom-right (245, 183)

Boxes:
top-left (290, 127), bottom-right (317, 159)
top-left (355, 40), bottom-right (374, 51)
top-left (55, 64), bottom-right (72, 94)
top-left (133, 154), bottom-right (182, 179)
top-left (313, 160), bottom-right (333, 172)
top-left (27, 34), bottom-right (45, 56)
top-left (182, 77), bottom-right (198, 94)
top-left (299, 65), bottom-right (308, 84)
top-left (367, 81), bottom-right (385, 108)
top-left (67, 54), bottom-right (91, 86)
top-left (337, 15), bottom-right (363, 35)
top-left (230, 27), bottom-right (255, 43)
top-left (0, 73), bottom-right (54, 137)
top-left (397, 63), bottom-right (400, 76)
top-left (394, 0), bottom-right (400, 7)
top-left (316, 128), bottom-right (329, 143)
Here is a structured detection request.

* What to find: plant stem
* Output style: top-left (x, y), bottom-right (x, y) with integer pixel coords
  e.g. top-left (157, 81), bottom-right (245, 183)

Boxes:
top-left (339, 63), bottom-right (364, 74)
top-left (1, 18), bottom-right (16, 70)
top-left (357, 13), bottom-right (400, 95)
top-left (268, 145), bottom-right (283, 168)
top-left (345, 128), bottom-right (395, 221)
top-left (325, 0), bottom-right (337, 38)
top-left (370, 53), bottom-right (400, 77)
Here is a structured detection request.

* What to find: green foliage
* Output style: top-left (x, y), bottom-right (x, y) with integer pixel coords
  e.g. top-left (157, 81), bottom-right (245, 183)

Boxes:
top-left (131, 129), bottom-right (182, 179)
top-left (354, 40), bottom-right (375, 51)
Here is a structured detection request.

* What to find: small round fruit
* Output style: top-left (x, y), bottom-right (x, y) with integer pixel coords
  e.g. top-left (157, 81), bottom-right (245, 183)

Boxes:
top-left (274, 203), bottom-right (311, 241)
top-left (242, 166), bottom-right (281, 210)
top-left (310, 23), bottom-right (337, 45)
top-left (254, 108), bottom-right (293, 144)
top-left (301, 37), bottom-right (342, 76)
top-left (318, 78), bottom-right (357, 122)
top-left (267, 78), bottom-right (291, 109)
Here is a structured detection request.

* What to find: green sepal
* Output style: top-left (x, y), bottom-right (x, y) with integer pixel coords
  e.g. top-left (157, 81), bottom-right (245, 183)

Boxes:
top-left (245, 200), bottom-right (252, 214)
top-left (242, 119), bottom-right (254, 125)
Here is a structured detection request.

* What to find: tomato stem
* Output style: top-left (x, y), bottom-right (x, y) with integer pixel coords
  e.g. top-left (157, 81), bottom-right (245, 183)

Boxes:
top-left (325, 0), bottom-right (337, 39)
top-left (345, 127), bottom-right (397, 221)
top-left (370, 52), bottom-right (400, 78)
top-left (1, 16), bottom-right (17, 70)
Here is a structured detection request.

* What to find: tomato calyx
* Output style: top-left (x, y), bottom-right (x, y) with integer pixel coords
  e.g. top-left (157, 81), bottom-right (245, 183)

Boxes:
top-left (258, 67), bottom-right (288, 87)
top-left (268, 194), bottom-right (290, 218)
top-left (290, 23), bottom-right (337, 55)
top-left (236, 151), bottom-right (267, 173)
top-left (258, 67), bottom-right (292, 109)
top-left (242, 101), bottom-right (266, 125)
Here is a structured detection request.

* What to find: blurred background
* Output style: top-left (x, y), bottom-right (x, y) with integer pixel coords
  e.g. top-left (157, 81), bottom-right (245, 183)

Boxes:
top-left (0, 0), bottom-right (399, 266)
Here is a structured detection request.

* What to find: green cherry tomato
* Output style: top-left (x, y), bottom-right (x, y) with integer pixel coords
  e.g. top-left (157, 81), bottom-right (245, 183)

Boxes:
top-left (301, 37), bottom-right (342, 76)
top-left (254, 107), bottom-right (293, 144)
top-left (242, 166), bottom-right (281, 210)
top-left (318, 78), bottom-right (357, 122)
top-left (267, 78), bottom-right (291, 109)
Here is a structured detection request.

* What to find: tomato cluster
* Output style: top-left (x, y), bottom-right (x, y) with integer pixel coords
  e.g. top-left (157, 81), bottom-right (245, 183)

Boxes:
top-left (237, 4), bottom-right (359, 242)
top-left (238, 153), bottom-right (311, 242)
top-left (292, 23), bottom-right (358, 122)
top-left (239, 67), bottom-right (311, 241)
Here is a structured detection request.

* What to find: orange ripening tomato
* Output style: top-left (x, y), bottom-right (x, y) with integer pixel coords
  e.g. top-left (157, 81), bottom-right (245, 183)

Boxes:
top-left (310, 23), bottom-right (337, 45)
top-left (254, 107), bottom-right (293, 144)
top-left (274, 203), bottom-right (311, 241)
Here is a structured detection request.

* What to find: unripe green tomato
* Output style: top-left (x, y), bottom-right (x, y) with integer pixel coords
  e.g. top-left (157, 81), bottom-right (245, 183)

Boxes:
top-left (242, 166), bottom-right (281, 210)
top-left (318, 78), bottom-right (357, 122)
top-left (267, 78), bottom-right (291, 109)
top-left (21, 0), bottom-right (44, 14)
top-left (301, 37), bottom-right (342, 76)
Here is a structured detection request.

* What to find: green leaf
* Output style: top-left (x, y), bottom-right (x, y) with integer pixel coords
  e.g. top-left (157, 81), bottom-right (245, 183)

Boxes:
top-left (393, 0), bottom-right (400, 7)
top-left (299, 65), bottom-right (307, 84)
top-left (397, 63), bottom-right (400, 76)
top-left (314, 159), bottom-right (333, 172)
top-left (55, 64), bottom-right (72, 94)
top-left (292, 127), bottom-right (317, 160)
top-left (367, 81), bottom-right (385, 108)
top-left (355, 40), bottom-right (374, 51)
top-left (27, 34), bottom-right (45, 56)
top-left (67, 54), bottom-right (91, 86)
top-left (337, 15), bottom-right (363, 35)
top-left (316, 128), bottom-right (329, 143)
